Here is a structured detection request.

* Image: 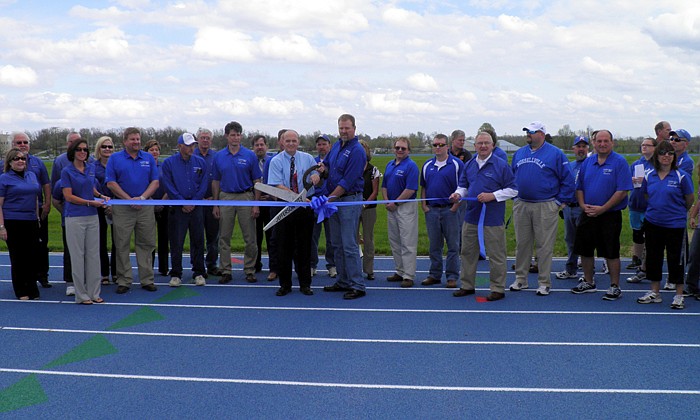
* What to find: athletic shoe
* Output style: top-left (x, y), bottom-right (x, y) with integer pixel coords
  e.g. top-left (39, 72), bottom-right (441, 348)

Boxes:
top-left (626, 271), bottom-right (646, 283)
top-left (66, 285), bottom-right (75, 296)
top-left (328, 267), bottom-right (337, 278)
top-left (169, 277), bottom-right (181, 287)
top-left (555, 271), bottom-right (578, 279)
top-left (194, 275), bottom-right (206, 286)
top-left (663, 280), bottom-right (675, 291)
top-left (602, 285), bottom-right (622, 301)
top-left (601, 260), bottom-right (609, 274)
top-left (509, 281), bottom-right (528, 291)
top-left (637, 291), bottom-right (662, 304)
top-left (670, 295), bottom-right (685, 310)
top-left (571, 279), bottom-right (596, 294)
top-left (536, 286), bottom-right (550, 296)
top-left (626, 256), bottom-right (642, 270)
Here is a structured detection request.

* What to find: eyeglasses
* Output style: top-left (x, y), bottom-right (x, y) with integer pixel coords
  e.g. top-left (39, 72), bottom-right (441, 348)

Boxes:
top-left (394, 146), bottom-right (408, 151)
top-left (12, 156), bottom-right (26, 161)
top-left (659, 151), bottom-right (675, 156)
top-left (100, 145), bottom-right (114, 149)
top-left (432, 143), bottom-right (446, 148)
top-left (640, 144), bottom-right (654, 147)
top-left (75, 147), bottom-right (89, 152)
top-left (526, 130), bottom-right (539, 135)
top-left (14, 141), bottom-right (28, 145)
top-left (669, 137), bottom-right (686, 142)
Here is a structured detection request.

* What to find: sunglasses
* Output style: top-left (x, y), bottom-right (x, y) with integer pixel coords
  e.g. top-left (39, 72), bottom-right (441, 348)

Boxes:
top-left (526, 130), bottom-right (539, 135)
top-left (101, 144), bottom-right (114, 149)
top-left (12, 156), bottom-right (27, 161)
top-left (75, 147), bottom-right (89, 152)
top-left (14, 141), bottom-right (29, 145)
top-left (394, 146), bottom-right (408, 151)
top-left (432, 143), bottom-right (446, 148)
top-left (669, 137), bottom-right (685, 142)
top-left (659, 151), bottom-right (675, 156)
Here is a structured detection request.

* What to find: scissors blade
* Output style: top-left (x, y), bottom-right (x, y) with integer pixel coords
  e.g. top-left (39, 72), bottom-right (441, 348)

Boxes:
top-left (254, 183), bottom-right (299, 202)
top-left (262, 189), bottom-right (307, 231)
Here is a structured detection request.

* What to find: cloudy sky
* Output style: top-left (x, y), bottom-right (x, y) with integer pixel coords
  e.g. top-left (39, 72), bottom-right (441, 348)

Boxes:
top-left (0, 0), bottom-right (698, 139)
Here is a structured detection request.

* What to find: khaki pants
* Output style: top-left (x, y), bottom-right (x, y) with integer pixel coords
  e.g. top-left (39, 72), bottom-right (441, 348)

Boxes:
top-left (218, 191), bottom-right (257, 275)
top-left (513, 200), bottom-right (559, 288)
top-left (460, 223), bottom-right (507, 293)
top-left (112, 205), bottom-right (155, 287)
top-left (386, 202), bottom-right (418, 280)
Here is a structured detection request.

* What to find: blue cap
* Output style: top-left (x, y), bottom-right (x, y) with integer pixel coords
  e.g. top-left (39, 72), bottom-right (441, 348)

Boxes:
top-left (670, 129), bottom-right (691, 141)
top-left (316, 134), bottom-right (330, 143)
top-left (574, 135), bottom-right (588, 145)
top-left (177, 133), bottom-right (197, 145)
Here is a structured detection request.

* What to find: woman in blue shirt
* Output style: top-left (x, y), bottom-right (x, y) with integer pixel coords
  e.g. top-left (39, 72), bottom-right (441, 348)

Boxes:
top-left (145, 139), bottom-right (169, 276)
top-left (637, 141), bottom-right (694, 309)
top-left (0, 148), bottom-right (42, 300)
top-left (94, 136), bottom-right (116, 284)
top-left (62, 139), bottom-right (110, 304)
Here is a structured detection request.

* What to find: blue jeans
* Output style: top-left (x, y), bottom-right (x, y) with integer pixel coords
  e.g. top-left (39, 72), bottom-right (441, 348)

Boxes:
top-left (425, 206), bottom-right (460, 281)
top-left (686, 227), bottom-right (700, 293)
top-left (168, 206), bottom-right (205, 278)
top-left (329, 193), bottom-right (364, 291)
top-left (563, 205), bottom-right (583, 274)
top-left (311, 217), bottom-right (336, 269)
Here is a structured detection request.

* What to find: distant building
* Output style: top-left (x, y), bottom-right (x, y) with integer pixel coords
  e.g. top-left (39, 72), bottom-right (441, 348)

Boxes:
top-left (0, 132), bottom-right (11, 156)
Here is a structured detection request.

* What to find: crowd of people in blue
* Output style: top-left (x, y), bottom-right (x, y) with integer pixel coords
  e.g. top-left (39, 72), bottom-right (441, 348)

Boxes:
top-left (0, 116), bottom-right (698, 310)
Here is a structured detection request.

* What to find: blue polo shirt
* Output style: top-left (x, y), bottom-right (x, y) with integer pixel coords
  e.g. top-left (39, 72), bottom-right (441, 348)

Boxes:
top-left (268, 151), bottom-right (318, 194)
top-left (52, 153), bottom-right (94, 187)
top-left (628, 156), bottom-right (653, 212)
top-left (212, 146), bottom-right (261, 193)
top-left (52, 179), bottom-right (66, 226)
top-left (325, 136), bottom-right (365, 194)
top-left (492, 146), bottom-right (508, 163)
top-left (194, 148), bottom-right (217, 198)
top-left (576, 151), bottom-right (633, 211)
top-left (511, 142), bottom-right (574, 204)
top-left (420, 155), bottom-right (464, 206)
top-left (61, 163), bottom-right (98, 218)
top-left (642, 169), bottom-right (693, 228)
top-left (0, 170), bottom-right (41, 220)
top-left (25, 155), bottom-right (49, 205)
top-left (161, 153), bottom-right (208, 201)
top-left (94, 160), bottom-right (111, 197)
top-left (105, 150), bottom-right (158, 198)
top-left (152, 162), bottom-right (166, 200)
top-left (382, 157), bottom-right (419, 200)
top-left (677, 151), bottom-right (694, 175)
top-left (461, 155), bottom-right (516, 226)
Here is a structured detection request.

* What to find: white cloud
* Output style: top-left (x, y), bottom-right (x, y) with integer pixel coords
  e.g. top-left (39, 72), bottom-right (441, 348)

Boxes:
top-left (645, 8), bottom-right (700, 51)
top-left (363, 91), bottom-right (439, 114)
top-left (407, 73), bottom-right (439, 91)
top-left (497, 14), bottom-right (537, 32)
top-left (580, 56), bottom-right (635, 83)
top-left (259, 35), bottom-right (323, 62)
top-left (0, 65), bottom-right (38, 87)
top-left (192, 27), bottom-right (256, 62)
top-left (382, 7), bottom-right (423, 27)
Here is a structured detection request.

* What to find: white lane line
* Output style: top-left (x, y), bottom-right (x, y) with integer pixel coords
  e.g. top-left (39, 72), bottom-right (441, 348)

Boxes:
top-left (0, 368), bottom-right (697, 394)
top-left (2, 326), bottom-right (698, 348)
top-left (0, 298), bottom-right (698, 316)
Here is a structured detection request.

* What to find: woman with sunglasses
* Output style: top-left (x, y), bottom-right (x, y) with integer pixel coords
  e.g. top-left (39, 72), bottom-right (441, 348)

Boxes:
top-left (637, 141), bottom-right (694, 309)
top-left (0, 148), bottom-right (43, 299)
top-left (62, 140), bottom-right (110, 304)
top-left (94, 136), bottom-right (116, 284)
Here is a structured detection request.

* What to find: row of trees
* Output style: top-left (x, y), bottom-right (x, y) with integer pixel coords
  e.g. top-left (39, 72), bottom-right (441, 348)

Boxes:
top-left (11, 123), bottom-right (697, 157)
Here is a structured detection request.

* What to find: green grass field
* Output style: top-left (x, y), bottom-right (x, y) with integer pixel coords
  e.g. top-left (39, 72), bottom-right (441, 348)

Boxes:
top-left (2, 154), bottom-right (693, 258)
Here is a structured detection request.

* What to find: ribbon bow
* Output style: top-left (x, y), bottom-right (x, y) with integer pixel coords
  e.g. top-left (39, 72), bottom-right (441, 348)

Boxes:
top-left (310, 195), bottom-right (338, 223)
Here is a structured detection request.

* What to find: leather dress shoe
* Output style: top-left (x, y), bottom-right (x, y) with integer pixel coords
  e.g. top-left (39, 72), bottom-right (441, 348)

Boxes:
top-left (142, 284), bottom-right (157, 292)
top-left (366, 273), bottom-right (375, 280)
top-left (445, 279), bottom-right (457, 288)
top-left (300, 287), bottom-right (314, 296)
top-left (39, 280), bottom-right (53, 289)
top-left (218, 273), bottom-right (232, 284)
top-left (343, 289), bottom-right (366, 300)
top-left (452, 288), bottom-right (475, 297)
top-left (323, 283), bottom-right (351, 292)
top-left (207, 267), bottom-right (223, 276)
top-left (267, 272), bottom-right (278, 281)
top-left (245, 273), bottom-right (257, 283)
top-left (116, 285), bottom-right (130, 294)
top-left (486, 291), bottom-right (505, 301)
top-left (276, 287), bottom-right (291, 296)
top-left (386, 273), bottom-right (403, 282)
top-left (421, 277), bottom-right (441, 286)
top-left (400, 279), bottom-right (414, 288)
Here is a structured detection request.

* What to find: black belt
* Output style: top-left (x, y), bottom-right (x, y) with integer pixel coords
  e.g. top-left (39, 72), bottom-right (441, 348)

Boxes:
top-left (569, 203), bottom-right (579, 208)
top-left (228, 187), bottom-right (253, 194)
top-left (430, 204), bottom-right (451, 208)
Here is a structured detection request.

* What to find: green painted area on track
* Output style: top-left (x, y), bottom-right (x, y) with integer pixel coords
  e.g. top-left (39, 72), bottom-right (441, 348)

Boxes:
top-left (0, 375), bottom-right (48, 412)
top-left (43, 334), bottom-right (118, 369)
top-left (106, 306), bottom-right (165, 331)
top-left (154, 287), bottom-right (200, 303)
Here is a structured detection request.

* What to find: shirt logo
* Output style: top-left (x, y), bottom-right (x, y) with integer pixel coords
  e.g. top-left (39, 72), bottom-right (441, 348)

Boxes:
top-left (515, 157), bottom-right (545, 169)
top-left (603, 168), bottom-right (613, 175)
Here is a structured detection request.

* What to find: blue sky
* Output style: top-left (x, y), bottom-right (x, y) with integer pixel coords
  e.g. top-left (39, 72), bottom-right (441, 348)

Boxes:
top-left (0, 0), bottom-right (698, 139)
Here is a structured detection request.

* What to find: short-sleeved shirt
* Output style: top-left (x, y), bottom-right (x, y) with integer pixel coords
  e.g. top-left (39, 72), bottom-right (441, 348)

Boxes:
top-left (105, 150), bottom-right (158, 198)
top-left (268, 151), bottom-right (318, 195)
top-left (576, 151), bottom-right (633, 211)
top-left (61, 163), bottom-right (98, 218)
top-left (211, 146), bottom-right (261, 193)
top-left (26, 155), bottom-right (50, 205)
top-left (450, 148), bottom-right (472, 164)
top-left (420, 155), bottom-right (464, 206)
top-left (642, 169), bottom-right (694, 228)
top-left (94, 160), bottom-right (111, 197)
top-left (382, 157), bottom-right (419, 200)
top-left (677, 151), bottom-right (694, 175)
top-left (52, 180), bottom-right (66, 226)
top-left (161, 154), bottom-right (208, 201)
top-left (628, 156), bottom-right (653, 212)
top-left (0, 170), bottom-right (41, 221)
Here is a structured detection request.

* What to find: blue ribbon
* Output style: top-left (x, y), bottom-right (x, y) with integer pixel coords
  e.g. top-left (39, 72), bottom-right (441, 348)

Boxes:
top-left (477, 203), bottom-right (487, 259)
top-left (310, 196), bottom-right (337, 223)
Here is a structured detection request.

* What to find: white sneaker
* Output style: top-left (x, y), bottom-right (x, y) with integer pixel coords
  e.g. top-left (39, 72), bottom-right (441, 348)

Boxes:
top-left (536, 286), bottom-right (550, 296)
top-left (626, 271), bottom-right (646, 283)
top-left (670, 295), bottom-right (685, 309)
top-left (637, 291), bottom-right (662, 304)
top-left (169, 277), bottom-right (181, 287)
top-left (66, 285), bottom-right (75, 296)
top-left (311, 267), bottom-right (317, 277)
top-left (194, 275), bottom-right (206, 286)
top-left (601, 260), bottom-right (609, 274)
top-left (509, 281), bottom-right (528, 291)
top-left (328, 267), bottom-right (337, 278)
top-left (663, 280), bottom-right (675, 291)
top-left (555, 270), bottom-right (577, 279)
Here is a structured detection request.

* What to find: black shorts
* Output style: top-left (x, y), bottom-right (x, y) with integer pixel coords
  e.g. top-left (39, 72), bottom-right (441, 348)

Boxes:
top-left (573, 210), bottom-right (622, 259)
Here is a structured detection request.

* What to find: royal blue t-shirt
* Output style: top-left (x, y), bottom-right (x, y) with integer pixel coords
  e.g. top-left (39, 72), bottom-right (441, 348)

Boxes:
top-left (212, 146), bottom-right (261, 193)
top-left (382, 157), bottom-right (419, 200)
top-left (61, 163), bottom-right (98, 218)
top-left (105, 150), bottom-right (158, 198)
top-left (642, 169), bottom-right (694, 228)
top-left (0, 170), bottom-right (41, 221)
top-left (420, 155), bottom-right (463, 206)
top-left (576, 152), bottom-right (633, 211)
